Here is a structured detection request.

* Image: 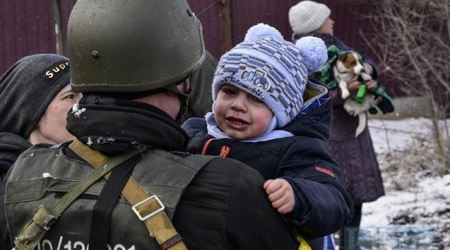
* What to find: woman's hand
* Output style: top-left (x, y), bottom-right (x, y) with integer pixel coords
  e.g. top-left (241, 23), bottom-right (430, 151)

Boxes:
top-left (348, 63), bottom-right (377, 94)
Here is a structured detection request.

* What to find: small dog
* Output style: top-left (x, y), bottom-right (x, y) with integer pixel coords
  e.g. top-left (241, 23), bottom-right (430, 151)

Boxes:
top-left (333, 52), bottom-right (380, 137)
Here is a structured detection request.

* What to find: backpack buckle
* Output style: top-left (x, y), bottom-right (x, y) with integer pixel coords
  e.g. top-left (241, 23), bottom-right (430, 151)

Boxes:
top-left (132, 195), bottom-right (165, 221)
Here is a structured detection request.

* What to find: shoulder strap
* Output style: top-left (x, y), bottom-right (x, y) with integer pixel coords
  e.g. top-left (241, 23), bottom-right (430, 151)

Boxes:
top-left (13, 141), bottom-right (140, 250)
top-left (184, 152), bottom-right (218, 166)
top-left (69, 139), bottom-right (188, 250)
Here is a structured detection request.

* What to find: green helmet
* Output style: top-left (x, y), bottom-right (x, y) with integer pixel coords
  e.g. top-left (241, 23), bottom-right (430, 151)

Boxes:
top-left (67, 0), bottom-right (205, 93)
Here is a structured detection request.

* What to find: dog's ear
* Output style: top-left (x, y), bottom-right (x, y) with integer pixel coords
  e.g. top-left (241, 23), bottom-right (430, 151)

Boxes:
top-left (338, 54), bottom-right (348, 61)
top-left (340, 53), bottom-right (356, 66)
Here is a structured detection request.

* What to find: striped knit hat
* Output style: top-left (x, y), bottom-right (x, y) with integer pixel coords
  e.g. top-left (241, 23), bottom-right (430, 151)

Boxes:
top-left (212, 23), bottom-right (327, 128)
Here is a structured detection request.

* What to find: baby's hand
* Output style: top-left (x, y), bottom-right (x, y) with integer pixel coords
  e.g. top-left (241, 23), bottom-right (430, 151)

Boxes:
top-left (263, 179), bottom-right (295, 214)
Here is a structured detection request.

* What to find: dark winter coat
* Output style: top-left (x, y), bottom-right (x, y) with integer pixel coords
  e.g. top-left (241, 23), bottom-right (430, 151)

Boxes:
top-left (0, 133), bottom-right (32, 182)
top-left (0, 95), bottom-right (299, 250)
top-left (298, 32), bottom-right (385, 205)
top-left (182, 82), bottom-right (354, 240)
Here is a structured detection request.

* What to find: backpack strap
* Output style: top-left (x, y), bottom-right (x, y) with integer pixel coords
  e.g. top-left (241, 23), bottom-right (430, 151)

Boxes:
top-left (183, 152), bottom-right (218, 167)
top-left (68, 139), bottom-right (188, 250)
top-left (13, 142), bottom-right (140, 250)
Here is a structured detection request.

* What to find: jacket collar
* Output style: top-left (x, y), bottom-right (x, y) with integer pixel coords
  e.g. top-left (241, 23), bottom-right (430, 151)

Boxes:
top-left (282, 80), bottom-right (332, 142)
top-left (67, 95), bottom-right (189, 156)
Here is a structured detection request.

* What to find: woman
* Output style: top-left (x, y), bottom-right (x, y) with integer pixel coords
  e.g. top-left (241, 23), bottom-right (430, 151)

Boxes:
top-left (0, 54), bottom-right (82, 181)
top-left (288, 1), bottom-right (385, 249)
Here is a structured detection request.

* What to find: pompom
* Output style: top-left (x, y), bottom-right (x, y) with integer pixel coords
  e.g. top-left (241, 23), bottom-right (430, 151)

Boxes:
top-left (296, 36), bottom-right (328, 72)
top-left (244, 23), bottom-right (284, 42)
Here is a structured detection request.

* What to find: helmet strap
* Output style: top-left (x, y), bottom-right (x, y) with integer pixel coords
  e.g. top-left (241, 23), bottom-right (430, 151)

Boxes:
top-left (175, 94), bottom-right (189, 124)
top-left (168, 77), bottom-right (192, 124)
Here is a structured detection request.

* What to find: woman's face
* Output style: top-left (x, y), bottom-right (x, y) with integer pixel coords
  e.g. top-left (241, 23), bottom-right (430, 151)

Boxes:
top-left (316, 17), bottom-right (334, 35)
top-left (29, 84), bottom-right (82, 145)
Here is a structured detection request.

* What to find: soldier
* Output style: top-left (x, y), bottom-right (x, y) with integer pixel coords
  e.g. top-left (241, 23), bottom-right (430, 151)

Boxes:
top-left (0, 1), bottom-right (300, 250)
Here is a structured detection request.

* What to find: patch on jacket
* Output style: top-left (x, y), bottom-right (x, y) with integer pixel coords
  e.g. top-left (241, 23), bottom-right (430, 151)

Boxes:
top-left (315, 166), bottom-right (335, 177)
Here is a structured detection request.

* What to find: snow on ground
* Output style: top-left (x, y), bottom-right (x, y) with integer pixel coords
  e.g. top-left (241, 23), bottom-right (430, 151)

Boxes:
top-left (357, 118), bottom-right (450, 250)
top-left (368, 118), bottom-right (432, 154)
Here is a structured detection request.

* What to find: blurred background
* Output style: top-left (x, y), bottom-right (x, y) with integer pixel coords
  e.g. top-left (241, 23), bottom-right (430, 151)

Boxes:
top-left (1, 0), bottom-right (448, 121)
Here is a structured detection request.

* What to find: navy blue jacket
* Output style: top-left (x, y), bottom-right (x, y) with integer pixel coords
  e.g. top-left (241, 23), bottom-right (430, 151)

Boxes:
top-left (183, 81), bottom-right (354, 239)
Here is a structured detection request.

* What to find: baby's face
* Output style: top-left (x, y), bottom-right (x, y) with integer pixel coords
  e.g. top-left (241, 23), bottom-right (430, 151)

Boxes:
top-left (214, 84), bottom-right (273, 140)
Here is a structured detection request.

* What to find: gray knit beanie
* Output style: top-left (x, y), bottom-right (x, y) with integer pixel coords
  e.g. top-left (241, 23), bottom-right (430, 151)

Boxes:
top-left (289, 1), bottom-right (331, 35)
top-left (0, 54), bottom-right (71, 139)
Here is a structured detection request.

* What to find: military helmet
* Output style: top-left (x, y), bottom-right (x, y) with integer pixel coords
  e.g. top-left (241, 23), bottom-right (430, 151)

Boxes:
top-left (67, 0), bottom-right (205, 93)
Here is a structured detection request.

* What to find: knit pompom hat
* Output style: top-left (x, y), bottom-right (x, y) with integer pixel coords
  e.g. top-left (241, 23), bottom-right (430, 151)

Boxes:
top-left (212, 23), bottom-right (327, 128)
top-left (289, 1), bottom-right (331, 35)
top-left (0, 54), bottom-right (71, 139)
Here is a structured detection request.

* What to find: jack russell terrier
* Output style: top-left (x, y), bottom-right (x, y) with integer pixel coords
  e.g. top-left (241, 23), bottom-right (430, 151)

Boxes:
top-left (333, 52), bottom-right (381, 137)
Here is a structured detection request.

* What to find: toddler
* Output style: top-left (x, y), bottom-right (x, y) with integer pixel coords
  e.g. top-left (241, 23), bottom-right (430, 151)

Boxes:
top-left (183, 23), bottom-right (353, 250)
